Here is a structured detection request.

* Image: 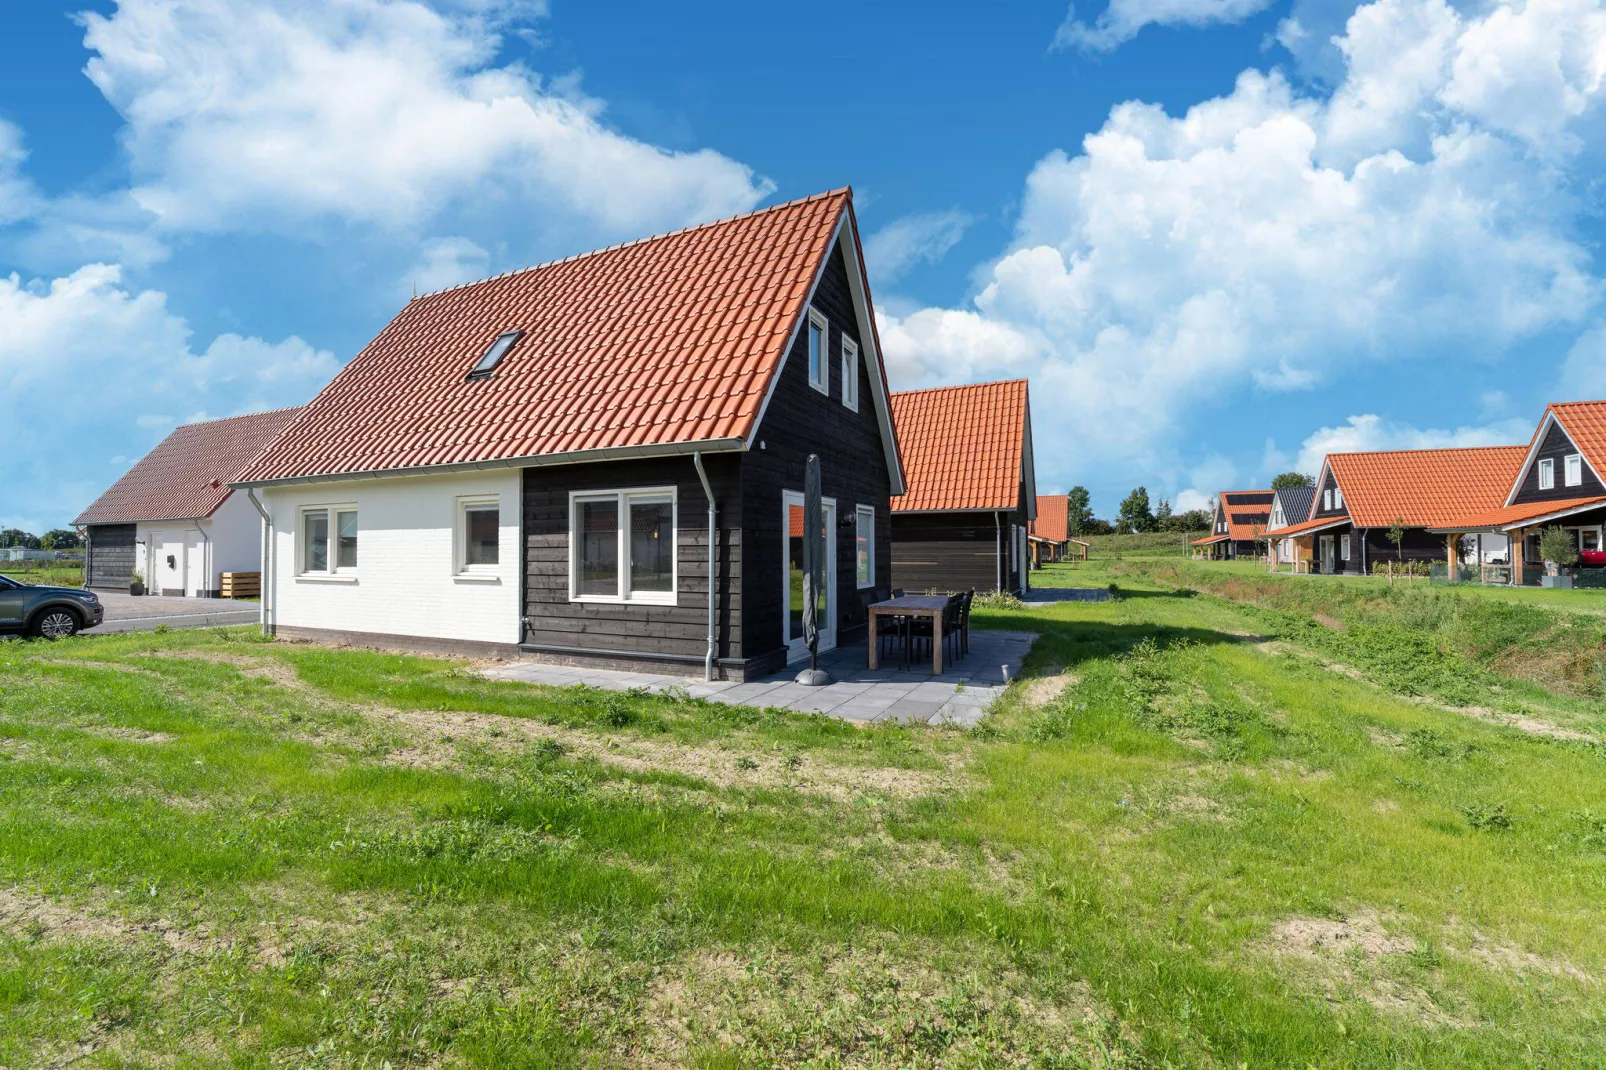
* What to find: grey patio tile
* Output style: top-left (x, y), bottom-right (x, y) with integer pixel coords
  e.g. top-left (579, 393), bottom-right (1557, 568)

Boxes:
top-left (879, 699), bottom-right (946, 723)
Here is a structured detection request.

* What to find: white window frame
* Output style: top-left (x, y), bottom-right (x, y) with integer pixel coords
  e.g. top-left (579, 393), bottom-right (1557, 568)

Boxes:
top-left (841, 336), bottom-right (859, 412)
top-left (1539, 458), bottom-right (1555, 490)
top-left (568, 486), bottom-right (678, 606)
top-left (1334, 487), bottom-right (1344, 509)
top-left (1341, 534), bottom-right (1351, 560)
top-left (454, 495), bottom-right (503, 582)
top-left (854, 504), bottom-right (875, 588)
top-left (1323, 489), bottom-right (1333, 511)
top-left (1565, 453), bottom-right (1583, 487)
top-left (806, 307), bottom-right (829, 395)
top-left (297, 503), bottom-right (358, 582)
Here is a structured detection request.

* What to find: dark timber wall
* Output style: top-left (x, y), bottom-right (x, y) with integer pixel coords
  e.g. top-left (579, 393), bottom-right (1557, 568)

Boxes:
top-left (85, 524), bottom-right (135, 589)
top-left (738, 242), bottom-right (894, 671)
top-left (1313, 470), bottom-right (1351, 520)
top-left (1513, 421), bottom-right (1606, 504)
top-left (891, 512), bottom-right (1004, 595)
top-left (521, 453), bottom-right (742, 668)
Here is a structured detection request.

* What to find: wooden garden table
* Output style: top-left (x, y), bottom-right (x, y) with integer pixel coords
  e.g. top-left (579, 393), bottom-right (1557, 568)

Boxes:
top-left (867, 594), bottom-right (951, 675)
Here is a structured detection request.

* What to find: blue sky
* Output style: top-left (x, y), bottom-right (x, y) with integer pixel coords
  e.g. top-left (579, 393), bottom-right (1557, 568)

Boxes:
top-left (4, 0), bottom-right (1605, 531)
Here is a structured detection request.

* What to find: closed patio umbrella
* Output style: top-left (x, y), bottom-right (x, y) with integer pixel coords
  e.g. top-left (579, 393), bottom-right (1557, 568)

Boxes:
top-left (796, 454), bottom-right (832, 685)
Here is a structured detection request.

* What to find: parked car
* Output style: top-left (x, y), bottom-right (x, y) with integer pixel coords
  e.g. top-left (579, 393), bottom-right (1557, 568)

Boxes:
top-left (0, 574), bottom-right (103, 637)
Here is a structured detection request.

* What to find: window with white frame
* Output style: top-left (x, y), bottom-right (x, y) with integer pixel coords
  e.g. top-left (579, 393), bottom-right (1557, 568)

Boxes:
top-left (1323, 489), bottom-right (1333, 511)
top-left (841, 337), bottom-right (859, 412)
top-left (570, 487), bottom-right (676, 604)
top-left (1334, 487), bottom-right (1344, 509)
top-left (1539, 458), bottom-right (1555, 490)
top-left (855, 504), bottom-right (874, 587)
top-left (806, 308), bottom-right (829, 394)
top-left (1565, 453), bottom-right (1583, 487)
top-left (457, 497), bottom-right (500, 577)
top-left (1341, 534), bottom-right (1351, 560)
top-left (300, 505), bottom-right (357, 576)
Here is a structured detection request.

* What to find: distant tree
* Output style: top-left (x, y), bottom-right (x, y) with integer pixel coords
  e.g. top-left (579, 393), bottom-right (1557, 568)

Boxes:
top-left (1155, 497), bottom-right (1173, 525)
top-left (1271, 472), bottom-right (1315, 490)
top-left (1162, 508), bottom-right (1212, 533)
top-left (0, 529), bottom-right (40, 550)
top-left (41, 529), bottom-right (82, 550)
top-left (1116, 487), bottom-right (1156, 534)
top-left (1065, 486), bottom-right (1094, 536)
top-left (1082, 517), bottom-right (1115, 536)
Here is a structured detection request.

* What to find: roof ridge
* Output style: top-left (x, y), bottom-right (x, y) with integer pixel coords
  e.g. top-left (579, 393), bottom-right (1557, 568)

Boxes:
top-left (413, 187), bottom-right (853, 302)
top-left (1328, 444), bottom-right (1526, 458)
top-left (171, 404), bottom-right (305, 431)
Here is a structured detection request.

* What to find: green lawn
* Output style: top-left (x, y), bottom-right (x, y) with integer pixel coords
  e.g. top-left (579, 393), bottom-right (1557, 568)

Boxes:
top-left (3, 573), bottom-right (1605, 1066)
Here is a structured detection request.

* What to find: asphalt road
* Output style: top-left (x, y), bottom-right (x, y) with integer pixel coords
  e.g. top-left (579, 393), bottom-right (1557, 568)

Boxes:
top-left (85, 591), bottom-right (260, 634)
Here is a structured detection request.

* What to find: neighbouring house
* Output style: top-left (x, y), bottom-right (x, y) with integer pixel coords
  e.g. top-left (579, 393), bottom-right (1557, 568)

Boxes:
top-left (1029, 494), bottom-right (1070, 565)
top-left (1429, 401), bottom-right (1606, 582)
top-left (1265, 484), bottom-right (1315, 568)
top-left (1270, 446), bottom-right (1529, 575)
top-left (74, 408), bottom-right (303, 595)
top-left (1190, 490), bottom-right (1273, 560)
top-left (887, 380), bottom-right (1036, 595)
top-left (231, 190), bottom-right (906, 680)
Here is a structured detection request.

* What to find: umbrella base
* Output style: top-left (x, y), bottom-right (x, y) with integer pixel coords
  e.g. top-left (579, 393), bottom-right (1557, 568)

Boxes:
top-left (794, 667), bottom-right (834, 687)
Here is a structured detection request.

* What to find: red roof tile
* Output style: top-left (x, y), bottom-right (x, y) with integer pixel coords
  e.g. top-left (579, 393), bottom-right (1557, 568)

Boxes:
top-left (1191, 533), bottom-right (1229, 546)
top-left (1267, 515), bottom-right (1352, 539)
top-left (1216, 490), bottom-right (1274, 541)
top-left (1327, 447), bottom-right (1527, 528)
top-left (238, 190), bottom-right (867, 484)
top-left (75, 408), bottom-right (302, 525)
top-left (1030, 495), bottom-right (1069, 542)
top-left (1541, 400), bottom-right (1606, 488)
top-left (1431, 495), bottom-right (1606, 532)
top-left (889, 380), bottom-right (1030, 513)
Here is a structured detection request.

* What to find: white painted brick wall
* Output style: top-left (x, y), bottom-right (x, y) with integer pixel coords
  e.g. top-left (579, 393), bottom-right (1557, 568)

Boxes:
top-left (262, 470), bottom-right (521, 645)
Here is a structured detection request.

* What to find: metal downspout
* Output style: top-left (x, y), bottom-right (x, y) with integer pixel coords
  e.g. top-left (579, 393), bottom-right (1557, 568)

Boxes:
top-left (693, 453), bottom-right (717, 682)
top-left (995, 511), bottom-right (1003, 593)
top-left (246, 490), bottom-right (272, 637)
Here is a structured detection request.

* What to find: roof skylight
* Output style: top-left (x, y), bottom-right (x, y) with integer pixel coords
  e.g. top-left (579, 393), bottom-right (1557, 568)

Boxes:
top-left (468, 330), bottom-right (523, 380)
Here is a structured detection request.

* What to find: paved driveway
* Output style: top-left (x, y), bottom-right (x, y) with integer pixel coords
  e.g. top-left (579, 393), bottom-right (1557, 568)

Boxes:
top-left (85, 591), bottom-right (260, 634)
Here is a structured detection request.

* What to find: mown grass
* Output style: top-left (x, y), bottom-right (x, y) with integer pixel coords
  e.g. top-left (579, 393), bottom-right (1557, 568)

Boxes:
top-left (1075, 531), bottom-right (1205, 557)
top-left (1, 577), bottom-right (1604, 1066)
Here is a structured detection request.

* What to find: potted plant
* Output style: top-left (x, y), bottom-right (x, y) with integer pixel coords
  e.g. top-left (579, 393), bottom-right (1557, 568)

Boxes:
top-left (129, 570), bottom-right (145, 596)
top-left (1538, 526), bottom-right (1578, 588)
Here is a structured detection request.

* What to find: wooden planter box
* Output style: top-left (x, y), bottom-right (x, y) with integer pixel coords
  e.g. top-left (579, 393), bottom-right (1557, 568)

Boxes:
top-left (220, 572), bottom-right (261, 599)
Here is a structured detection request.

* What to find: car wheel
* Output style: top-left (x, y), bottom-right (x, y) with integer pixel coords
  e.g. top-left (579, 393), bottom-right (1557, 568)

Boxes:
top-left (30, 609), bottom-right (81, 639)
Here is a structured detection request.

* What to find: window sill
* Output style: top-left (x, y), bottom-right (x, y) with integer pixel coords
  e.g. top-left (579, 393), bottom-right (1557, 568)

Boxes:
top-left (569, 595), bottom-right (678, 607)
top-left (454, 573), bottom-right (502, 584)
top-left (296, 574), bottom-right (358, 584)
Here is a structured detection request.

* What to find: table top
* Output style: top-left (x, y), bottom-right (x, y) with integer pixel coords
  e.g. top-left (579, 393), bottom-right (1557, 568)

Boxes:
top-left (869, 595), bottom-right (951, 612)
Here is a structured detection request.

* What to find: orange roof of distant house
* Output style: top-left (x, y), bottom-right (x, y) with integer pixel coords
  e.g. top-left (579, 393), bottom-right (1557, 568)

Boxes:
top-left (1327, 446), bottom-right (1527, 528)
top-left (1191, 533), bottom-right (1229, 546)
top-left (237, 189), bottom-right (900, 487)
top-left (1216, 490), bottom-right (1274, 541)
top-left (1430, 495), bottom-right (1606, 532)
top-left (1267, 515), bottom-right (1351, 539)
top-left (890, 380), bottom-right (1031, 512)
top-left (75, 408), bottom-right (302, 525)
top-left (1031, 495), bottom-right (1069, 542)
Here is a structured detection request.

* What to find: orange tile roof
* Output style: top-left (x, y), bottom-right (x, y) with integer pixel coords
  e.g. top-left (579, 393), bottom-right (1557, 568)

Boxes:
top-left (1431, 495), bottom-right (1606, 532)
top-left (75, 408), bottom-right (302, 525)
top-left (1030, 495), bottom-right (1069, 542)
top-left (890, 380), bottom-right (1030, 513)
top-left (1216, 490), bottom-right (1274, 541)
top-left (1267, 515), bottom-right (1352, 539)
top-left (238, 190), bottom-right (884, 484)
top-left (1327, 446), bottom-right (1527, 528)
top-left (1541, 400), bottom-right (1606, 489)
top-left (1191, 533), bottom-right (1229, 546)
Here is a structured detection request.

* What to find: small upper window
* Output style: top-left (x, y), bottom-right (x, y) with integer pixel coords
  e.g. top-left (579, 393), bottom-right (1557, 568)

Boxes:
top-left (1565, 453), bottom-right (1583, 487)
top-left (841, 337), bottom-right (859, 412)
top-left (806, 308), bottom-right (829, 395)
top-left (1334, 487), bottom-right (1344, 509)
top-left (1323, 489), bottom-right (1333, 511)
top-left (468, 330), bottom-right (523, 380)
top-left (1539, 458), bottom-right (1555, 490)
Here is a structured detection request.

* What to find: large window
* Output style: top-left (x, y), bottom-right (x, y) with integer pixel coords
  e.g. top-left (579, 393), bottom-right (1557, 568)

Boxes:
top-left (855, 504), bottom-right (874, 587)
top-left (1341, 534), bottom-right (1351, 560)
top-left (1565, 453), bottom-right (1583, 487)
top-left (456, 497), bottom-right (500, 578)
top-left (806, 307), bottom-right (829, 395)
top-left (300, 506), bottom-right (357, 577)
top-left (1539, 458), bottom-right (1555, 490)
top-left (570, 488), bottom-right (676, 604)
top-left (841, 337), bottom-right (859, 412)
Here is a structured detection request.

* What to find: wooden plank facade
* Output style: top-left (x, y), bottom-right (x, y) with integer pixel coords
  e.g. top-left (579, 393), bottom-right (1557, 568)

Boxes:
top-left (83, 524), bottom-right (136, 589)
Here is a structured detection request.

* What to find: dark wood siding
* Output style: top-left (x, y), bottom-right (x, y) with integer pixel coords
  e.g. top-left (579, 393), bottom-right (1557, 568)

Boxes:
top-left (1313, 470), bottom-right (1350, 519)
top-left (738, 242), bottom-right (895, 665)
top-left (892, 512), bottom-right (1002, 595)
top-left (522, 453), bottom-right (742, 662)
top-left (1363, 525), bottom-right (1447, 565)
top-left (1512, 421), bottom-right (1606, 504)
top-left (85, 524), bottom-right (136, 588)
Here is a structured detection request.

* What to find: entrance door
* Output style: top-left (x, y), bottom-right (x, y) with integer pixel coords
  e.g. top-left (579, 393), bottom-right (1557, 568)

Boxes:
top-left (1320, 536), bottom-right (1336, 574)
top-left (152, 530), bottom-right (185, 596)
top-left (783, 491), bottom-right (836, 663)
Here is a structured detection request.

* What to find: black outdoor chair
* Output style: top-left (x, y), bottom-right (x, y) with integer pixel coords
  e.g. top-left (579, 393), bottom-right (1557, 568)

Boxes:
top-left (957, 589), bottom-right (974, 656)
top-left (907, 593), bottom-right (964, 666)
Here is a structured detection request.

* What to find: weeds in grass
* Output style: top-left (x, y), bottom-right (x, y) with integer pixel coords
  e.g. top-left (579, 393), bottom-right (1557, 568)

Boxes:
top-left (1461, 802), bottom-right (1513, 831)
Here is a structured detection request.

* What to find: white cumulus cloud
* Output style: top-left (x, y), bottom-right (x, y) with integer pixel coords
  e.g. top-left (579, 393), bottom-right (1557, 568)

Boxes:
top-left (1292, 413), bottom-right (1535, 475)
top-left (887, 0), bottom-right (1606, 504)
top-left (78, 0), bottom-right (771, 236)
top-left (1055, 0), bottom-right (1279, 52)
